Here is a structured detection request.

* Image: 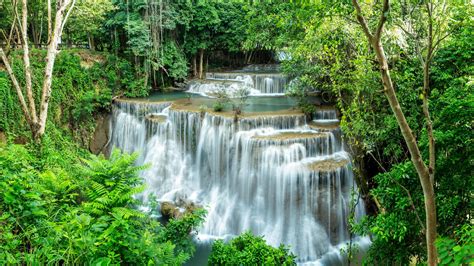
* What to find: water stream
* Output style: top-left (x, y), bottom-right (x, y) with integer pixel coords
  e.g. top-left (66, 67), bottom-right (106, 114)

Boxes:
top-left (110, 66), bottom-right (369, 265)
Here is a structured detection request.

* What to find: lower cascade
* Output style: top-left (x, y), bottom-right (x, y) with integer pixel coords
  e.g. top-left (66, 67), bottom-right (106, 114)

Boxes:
top-left (111, 95), bottom-right (368, 264)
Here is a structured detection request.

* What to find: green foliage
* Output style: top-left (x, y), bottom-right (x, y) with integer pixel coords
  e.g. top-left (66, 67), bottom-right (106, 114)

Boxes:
top-left (160, 41), bottom-right (188, 80)
top-left (161, 209), bottom-right (206, 255)
top-left (212, 101), bottom-right (225, 112)
top-left (352, 162), bottom-right (425, 264)
top-left (213, 2), bottom-right (247, 52)
top-left (67, 0), bottom-right (116, 46)
top-left (436, 224), bottom-right (474, 265)
top-left (285, 78), bottom-right (317, 117)
top-left (0, 143), bottom-right (205, 265)
top-left (208, 231), bottom-right (296, 265)
top-left (183, 2), bottom-right (221, 55)
top-left (0, 49), bottom-right (154, 143)
top-left (230, 88), bottom-right (250, 116)
top-left (277, 1), bottom-right (473, 264)
top-left (72, 89), bottom-right (112, 121)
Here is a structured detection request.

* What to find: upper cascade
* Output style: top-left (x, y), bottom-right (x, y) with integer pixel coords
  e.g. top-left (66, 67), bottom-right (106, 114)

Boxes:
top-left (110, 93), bottom-right (368, 265)
top-left (187, 64), bottom-right (289, 97)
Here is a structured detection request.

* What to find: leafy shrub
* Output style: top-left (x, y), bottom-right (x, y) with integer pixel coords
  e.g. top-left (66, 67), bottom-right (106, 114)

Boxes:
top-left (72, 89), bottom-right (112, 121)
top-left (160, 41), bottom-right (189, 80)
top-left (208, 231), bottom-right (296, 265)
top-left (0, 144), bottom-right (205, 265)
top-left (285, 77), bottom-right (317, 118)
top-left (437, 224), bottom-right (474, 265)
top-left (213, 101), bottom-right (225, 112)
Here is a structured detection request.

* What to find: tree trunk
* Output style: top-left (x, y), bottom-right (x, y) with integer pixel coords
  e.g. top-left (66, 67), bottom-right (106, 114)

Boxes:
top-left (47, 0), bottom-right (52, 44)
top-left (37, 0), bottom-right (75, 138)
top-left (199, 49), bottom-right (204, 79)
top-left (373, 42), bottom-right (437, 265)
top-left (247, 51), bottom-right (253, 64)
top-left (88, 33), bottom-right (95, 51)
top-left (205, 54), bottom-right (209, 76)
top-left (21, 0), bottom-right (38, 126)
top-left (351, 1), bottom-right (438, 264)
top-left (192, 55), bottom-right (197, 77)
top-left (0, 48), bottom-right (33, 126)
top-left (422, 61), bottom-right (435, 184)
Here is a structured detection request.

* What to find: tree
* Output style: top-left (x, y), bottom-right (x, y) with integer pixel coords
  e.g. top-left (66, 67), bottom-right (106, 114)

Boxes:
top-left (0, 0), bottom-right (76, 141)
top-left (183, 2), bottom-right (220, 79)
top-left (68, 0), bottom-right (115, 50)
top-left (351, 0), bottom-right (438, 264)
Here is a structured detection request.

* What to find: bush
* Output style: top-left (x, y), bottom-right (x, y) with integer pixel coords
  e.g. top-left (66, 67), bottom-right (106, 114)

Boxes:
top-left (213, 101), bottom-right (225, 112)
top-left (208, 231), bottom-right (296, 265)
top-left (0, 144), bottom-right (205, 265)
top-left (436, 224), bottom-right (474, 265)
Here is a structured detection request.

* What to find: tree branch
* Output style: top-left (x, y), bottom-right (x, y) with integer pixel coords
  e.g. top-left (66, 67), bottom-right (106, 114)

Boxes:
top-left (60, 0), bottom-right (77, 35)
top-left (0, 48), bottom-right (32, 124)
top-left (21, 0), bottom-right (38, 124)
top-left (38, 0), bottom-right (75, 136)
top-left (375, 0), bottom-right (390, 40)
top-left (352, 0), bottom-right (374, 41)
top-left (368, 152), bottom-right (426, 232)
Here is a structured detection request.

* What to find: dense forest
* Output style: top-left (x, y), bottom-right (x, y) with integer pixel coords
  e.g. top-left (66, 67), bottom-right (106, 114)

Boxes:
top-left (0, 0), bottom-right (472, 265)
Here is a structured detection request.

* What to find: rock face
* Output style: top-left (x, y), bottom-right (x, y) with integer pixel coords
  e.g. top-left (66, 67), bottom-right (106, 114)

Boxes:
top-left (89, 113), bottom-right (110, 155)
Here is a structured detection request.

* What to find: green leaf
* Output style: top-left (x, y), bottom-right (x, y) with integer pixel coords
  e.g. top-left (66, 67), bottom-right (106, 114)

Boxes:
top-left (90, 257), bottom-right (111, 266)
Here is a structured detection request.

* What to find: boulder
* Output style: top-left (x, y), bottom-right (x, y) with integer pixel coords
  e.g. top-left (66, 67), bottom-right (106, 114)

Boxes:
top-left (160, 201), bottom-right (181, 219)
top-left (160, 200), bottom-right (201, 219)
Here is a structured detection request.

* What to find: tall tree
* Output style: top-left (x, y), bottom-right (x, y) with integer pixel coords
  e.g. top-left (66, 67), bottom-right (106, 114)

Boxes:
top-left (0, 0), bottom-right (76, 141)
top-left (351, 0), bottom-right (438, 264)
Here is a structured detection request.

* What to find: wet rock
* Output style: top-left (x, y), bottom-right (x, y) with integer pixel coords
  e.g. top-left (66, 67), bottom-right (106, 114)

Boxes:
top-left (160, 201), bottom-right (181, 219)
top-left (176, 198), bottom-right (201, 213)
top-left (306, 158), bottom-right (349, 172)
top-left (145, 114), bottom-right (167, 123)
top-left (174, 81), bottom-right (189, 90)
top-left (89, 113), bottom-right (110, 155)
top-left (160, 200), bottom-right (201, 219)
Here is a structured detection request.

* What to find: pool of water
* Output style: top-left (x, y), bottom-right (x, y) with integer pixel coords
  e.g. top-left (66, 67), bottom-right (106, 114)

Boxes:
top-left (143, 91), bottom-right (306, 113)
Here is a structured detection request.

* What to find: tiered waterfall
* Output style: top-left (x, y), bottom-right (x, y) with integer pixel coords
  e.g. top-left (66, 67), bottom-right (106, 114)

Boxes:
top-left (110, 67), bottom-right (367, 265)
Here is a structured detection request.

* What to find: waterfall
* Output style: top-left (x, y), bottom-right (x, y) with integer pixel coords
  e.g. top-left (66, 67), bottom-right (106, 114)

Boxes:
top-left (191, 66), bottom-right (288, 96)
top-left (110, 98), bottom-right (368, 265)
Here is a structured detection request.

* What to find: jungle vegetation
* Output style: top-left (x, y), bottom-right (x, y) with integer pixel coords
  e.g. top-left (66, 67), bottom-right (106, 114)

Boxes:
top-left (0, 0), bottom-right (472, 265)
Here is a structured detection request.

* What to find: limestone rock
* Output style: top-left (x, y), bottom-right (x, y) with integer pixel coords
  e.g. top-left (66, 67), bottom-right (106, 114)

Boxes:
top-left (89, 114), bottom-right (110, 155)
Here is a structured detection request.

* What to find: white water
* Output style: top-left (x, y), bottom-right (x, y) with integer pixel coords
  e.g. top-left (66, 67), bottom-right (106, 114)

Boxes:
top-left (110, 92), bottom-right (368, 264)
top-left (187, 70), bottom-right (288, 97)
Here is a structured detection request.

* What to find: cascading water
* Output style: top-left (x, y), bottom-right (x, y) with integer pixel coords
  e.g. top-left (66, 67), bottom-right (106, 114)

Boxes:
top-left (110, 69), bottom-right (368, 265)
top-left (187, 65), bottom-right (288, 96)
